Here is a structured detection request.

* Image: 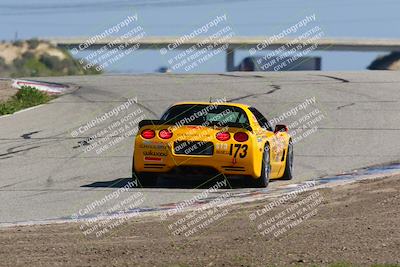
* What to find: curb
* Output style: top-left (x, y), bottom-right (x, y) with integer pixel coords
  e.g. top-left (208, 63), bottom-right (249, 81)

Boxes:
top-left (11, 79), bottom-right (71, 94)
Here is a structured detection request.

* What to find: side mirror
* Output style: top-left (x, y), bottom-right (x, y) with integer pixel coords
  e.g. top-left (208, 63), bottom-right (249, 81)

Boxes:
top-left (274, 124), bottom-right (288, 133)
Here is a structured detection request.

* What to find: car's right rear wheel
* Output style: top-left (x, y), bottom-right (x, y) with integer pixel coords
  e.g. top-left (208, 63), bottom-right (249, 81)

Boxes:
top-left (250, 143), bottom-right (270, 188)
top-left (281, 140), bottom-right (294, 180)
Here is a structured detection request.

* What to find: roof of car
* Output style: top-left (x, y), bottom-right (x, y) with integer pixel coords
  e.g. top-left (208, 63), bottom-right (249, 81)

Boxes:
top-left (172, 101), bottom-right (250, 109)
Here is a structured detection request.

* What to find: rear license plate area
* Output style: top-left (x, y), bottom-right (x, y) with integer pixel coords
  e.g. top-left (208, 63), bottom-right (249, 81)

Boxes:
top-left (174, 141), bottom-right (214, 156)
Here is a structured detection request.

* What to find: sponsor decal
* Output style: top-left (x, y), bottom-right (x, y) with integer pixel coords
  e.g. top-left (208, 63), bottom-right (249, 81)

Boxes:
top-left (140, 141), bottom-right (167, 150)
top-left (215, 143), bottom-right (229, 154)
top-left (144, 156), bottom-right (163, 162)
top-left (257, 137), bottom-right (263, 143)
top-left (140, 144), bottom-right (167, 150)
top-left (143, 151), bottom-right (167, 157)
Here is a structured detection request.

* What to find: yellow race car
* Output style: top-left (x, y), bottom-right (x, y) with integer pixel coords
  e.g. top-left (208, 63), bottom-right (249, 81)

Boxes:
top-left (132, 102), bottom-right (293, 187)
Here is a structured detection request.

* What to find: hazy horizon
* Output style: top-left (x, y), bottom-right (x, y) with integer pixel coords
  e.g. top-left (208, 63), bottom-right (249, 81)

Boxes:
top-left (1, 0), bottom-right (400, 72)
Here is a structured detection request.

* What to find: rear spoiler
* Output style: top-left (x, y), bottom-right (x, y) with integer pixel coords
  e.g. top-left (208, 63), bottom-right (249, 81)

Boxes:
top-left (138, 120), bottom-right (252, 131)
top-left (138, 120), bottom-right (166, 128)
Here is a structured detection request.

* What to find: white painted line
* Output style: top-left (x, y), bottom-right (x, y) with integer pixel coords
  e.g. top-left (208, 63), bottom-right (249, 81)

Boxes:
top-left (0, 104), bottom-right (46, 120)
top-left (13, 104), bottom-right (45, 115)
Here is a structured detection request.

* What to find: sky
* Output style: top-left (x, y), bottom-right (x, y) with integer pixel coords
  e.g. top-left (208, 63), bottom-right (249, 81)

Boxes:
top-left (1, 0), bottom-right (400, 73)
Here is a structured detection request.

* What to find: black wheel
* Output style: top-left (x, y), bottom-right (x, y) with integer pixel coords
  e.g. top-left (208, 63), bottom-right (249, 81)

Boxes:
top-left (251, 143), bottom-right (270, 188)
top-left (132, 157), bottom-right (158, 187)
top-left (281, 140), bottom-right (293, 180)
top-left (132, 172), bottom-right (158, 187)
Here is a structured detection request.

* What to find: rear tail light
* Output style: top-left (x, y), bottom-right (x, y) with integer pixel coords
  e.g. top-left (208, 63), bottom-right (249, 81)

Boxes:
top-left (234, 132), bottom-right (248, 142)
top-left (159, 129), bottom-right (173, 139)
top-left (216, 132), bottom-right (230, 141)
top-left (141, 129), bottom-right (155, 139)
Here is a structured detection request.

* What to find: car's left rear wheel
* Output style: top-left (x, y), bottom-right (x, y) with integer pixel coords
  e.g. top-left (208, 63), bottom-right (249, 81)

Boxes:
top-left (132, 157), bottom-right (158, 187)
top-left (133, 172), bottom-right (158, 187)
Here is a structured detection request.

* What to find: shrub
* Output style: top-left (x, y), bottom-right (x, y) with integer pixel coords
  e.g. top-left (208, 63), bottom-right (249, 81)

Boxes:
top-left (27, 39), bottom-right (40, 49)
top-left (39, 53), bottom-right (63, 70)
top-left (0, 86), bottom-right (53, 115)
top-left (12, 40), bottom-right (24, 47)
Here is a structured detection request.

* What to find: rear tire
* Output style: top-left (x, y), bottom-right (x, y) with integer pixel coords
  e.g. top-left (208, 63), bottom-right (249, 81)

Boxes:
top-left (133, 172), bottom-right (158, 187)
top-left (132, 157), bottom-right (158, 187)
top-left (281, 140), bottom-right (293, 180)
top-left (251, 143), bottom-right (270, 188)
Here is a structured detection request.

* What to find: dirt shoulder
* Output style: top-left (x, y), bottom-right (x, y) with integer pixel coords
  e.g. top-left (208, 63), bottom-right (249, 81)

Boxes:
top-left (0, 80), bottom-right (17, 102)
top-left (0, 176), bottom-right (399, 267)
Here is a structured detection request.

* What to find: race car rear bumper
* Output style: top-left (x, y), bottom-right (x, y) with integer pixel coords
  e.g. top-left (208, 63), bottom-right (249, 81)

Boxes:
top-left (134, 152), bottom-right (259, 178)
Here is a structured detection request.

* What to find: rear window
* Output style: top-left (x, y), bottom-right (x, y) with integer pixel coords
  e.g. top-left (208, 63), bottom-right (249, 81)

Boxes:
top-left (161, 104), bottom-right (249, 126)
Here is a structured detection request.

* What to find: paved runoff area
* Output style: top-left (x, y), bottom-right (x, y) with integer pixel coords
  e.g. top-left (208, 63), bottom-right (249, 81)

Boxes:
top-left (0, 71), bottom-right (399, 225)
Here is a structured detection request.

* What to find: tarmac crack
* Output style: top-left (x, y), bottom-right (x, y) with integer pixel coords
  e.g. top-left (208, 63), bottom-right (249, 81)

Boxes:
top-left (227, 84), bottom-right (281, 102)
top-left (0, 145), bottom-right (41, 158)
top-left (21, 131), bottom-right (40, 140)
top-left (336, 102), bottom-right (355, 110)
top-left (316, 74), bottom-right (350, 83)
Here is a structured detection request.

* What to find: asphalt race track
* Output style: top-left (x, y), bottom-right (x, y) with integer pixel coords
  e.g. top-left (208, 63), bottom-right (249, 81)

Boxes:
top-left (1, 71), bottom-right (399, 225)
